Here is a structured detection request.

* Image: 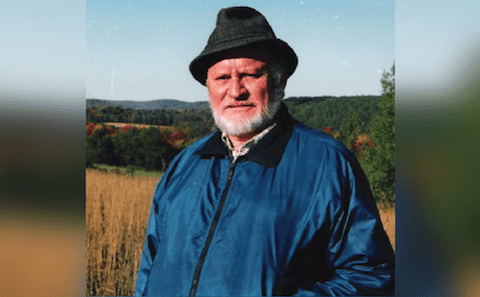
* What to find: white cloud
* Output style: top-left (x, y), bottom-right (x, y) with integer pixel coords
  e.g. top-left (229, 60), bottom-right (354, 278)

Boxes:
top-left (341, 60), bottom-right (354, 67)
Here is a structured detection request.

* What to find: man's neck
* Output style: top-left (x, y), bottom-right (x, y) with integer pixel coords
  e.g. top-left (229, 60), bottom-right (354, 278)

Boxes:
top-left (227, 130), bottom-right (261, 150)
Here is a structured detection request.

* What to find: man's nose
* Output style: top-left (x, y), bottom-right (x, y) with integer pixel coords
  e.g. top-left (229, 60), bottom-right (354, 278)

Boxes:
top-left (227, 77), bottom-right (247, 100)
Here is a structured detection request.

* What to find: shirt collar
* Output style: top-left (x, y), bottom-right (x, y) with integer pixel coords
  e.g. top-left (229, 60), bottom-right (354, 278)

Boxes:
top-left (194, 103), bottom-right (297, 168)
top-left (221, 122), bottom-right (277, 162)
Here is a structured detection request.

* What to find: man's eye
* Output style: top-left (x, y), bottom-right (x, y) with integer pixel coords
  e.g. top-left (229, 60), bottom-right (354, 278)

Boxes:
top-left (217, 75), bottom-right (230, 80)
top-left (243, 73), bottom-right (262, 78)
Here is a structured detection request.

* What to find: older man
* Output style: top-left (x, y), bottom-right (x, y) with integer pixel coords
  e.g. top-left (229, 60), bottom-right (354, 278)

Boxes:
top-left (135, 6), bottom-right (394, 296)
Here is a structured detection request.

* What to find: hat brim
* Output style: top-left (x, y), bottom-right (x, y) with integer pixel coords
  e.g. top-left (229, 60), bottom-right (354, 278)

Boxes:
top-left (190, 38), bottom-right (298, 86)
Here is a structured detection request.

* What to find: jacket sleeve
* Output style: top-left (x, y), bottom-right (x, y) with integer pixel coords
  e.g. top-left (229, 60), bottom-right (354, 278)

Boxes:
top-left (134, 155), bottom-right (182, 296)
top-left (294, 156), bottom-right (395, 296)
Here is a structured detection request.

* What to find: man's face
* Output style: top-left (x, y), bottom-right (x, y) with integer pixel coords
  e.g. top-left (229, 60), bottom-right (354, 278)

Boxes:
top-left (207, 57), bottom-right (271, 136)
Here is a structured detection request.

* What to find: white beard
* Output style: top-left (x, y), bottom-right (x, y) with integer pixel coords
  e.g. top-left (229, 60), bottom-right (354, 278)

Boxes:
top-left (211, 99), bottom-right (281, 136)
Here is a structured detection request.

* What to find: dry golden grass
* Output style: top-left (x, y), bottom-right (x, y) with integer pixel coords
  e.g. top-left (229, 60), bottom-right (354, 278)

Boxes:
top-left (86, 169), bottom-right (395, 296)
top-left (86, 169), bottom-right (159, 296)
top-left (378, 204), bottom-right (396, 251)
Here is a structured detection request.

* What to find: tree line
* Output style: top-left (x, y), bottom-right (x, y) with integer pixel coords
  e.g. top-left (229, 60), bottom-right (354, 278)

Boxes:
top-left (87, 95), bottom-right (381, 134)
top-left (87, 106), bottom-right (215, 134)
top-left (284, 95), bottom-right (381, 133)
top-left (87, 125), bottom-right (190, 172)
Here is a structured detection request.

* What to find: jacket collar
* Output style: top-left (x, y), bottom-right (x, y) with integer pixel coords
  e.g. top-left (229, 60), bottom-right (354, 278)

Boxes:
top-left (194, 103), bottom-right (297, 168)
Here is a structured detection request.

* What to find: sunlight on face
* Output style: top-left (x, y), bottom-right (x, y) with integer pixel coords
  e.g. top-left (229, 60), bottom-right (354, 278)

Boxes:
top-left (207, 57), bottom-right (278, 136)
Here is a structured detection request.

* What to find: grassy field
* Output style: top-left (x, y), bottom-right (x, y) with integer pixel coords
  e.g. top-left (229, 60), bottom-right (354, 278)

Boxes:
top-left (86, 169), bottom-right (159, 296)
top-left (86, 168), bottom-right (395, 296)
top-left (91, 163), bottom-right (164, 178)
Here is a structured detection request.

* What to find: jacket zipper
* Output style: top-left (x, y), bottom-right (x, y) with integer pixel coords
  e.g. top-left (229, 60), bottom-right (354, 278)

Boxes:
top-left (189, 160), bottom-right (238, 296)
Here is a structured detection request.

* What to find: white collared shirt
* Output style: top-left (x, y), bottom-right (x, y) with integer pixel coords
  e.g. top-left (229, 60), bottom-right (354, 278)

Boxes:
top-left (221, 123), bottom-right (277, 161)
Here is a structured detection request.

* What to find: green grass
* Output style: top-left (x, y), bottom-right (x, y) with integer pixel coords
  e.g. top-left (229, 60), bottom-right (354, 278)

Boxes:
top-left (91, 163), bottom-right (165, 178)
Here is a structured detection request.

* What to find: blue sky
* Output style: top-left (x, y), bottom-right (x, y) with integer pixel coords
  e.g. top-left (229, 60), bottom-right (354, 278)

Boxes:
top-left (86, 0), bottom-right (395, 102)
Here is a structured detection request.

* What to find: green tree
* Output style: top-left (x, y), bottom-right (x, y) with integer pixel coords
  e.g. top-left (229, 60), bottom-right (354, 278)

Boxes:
top-left (360, 63), bottom-right (395, 204)
top-left (131, 111), bottom-right (140, 123)
top-left (138, 127), bottom-right (168, 171)
top-left (86, 128), bottom-right (116, 166)
top-left (113, 128), bottom-right (144, 167)
top-left (337, 109), bottom-right (361, 151)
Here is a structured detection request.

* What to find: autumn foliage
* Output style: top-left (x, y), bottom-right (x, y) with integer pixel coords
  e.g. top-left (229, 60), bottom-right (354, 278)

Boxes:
top-left (86, 123), bottom-right (198, 171)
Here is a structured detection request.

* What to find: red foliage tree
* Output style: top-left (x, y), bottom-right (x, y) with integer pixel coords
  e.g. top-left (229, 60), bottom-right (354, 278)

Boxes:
top-left (86, 122), bottom-right (96, 137)
top-left (121, 124), bottom-right (134, 134)
top-left (323, 126), bottom-right (334, 134)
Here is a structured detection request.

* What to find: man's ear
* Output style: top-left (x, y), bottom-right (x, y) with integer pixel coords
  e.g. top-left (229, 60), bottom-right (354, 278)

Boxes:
top-left (280, 74), bottom-right (288, 88)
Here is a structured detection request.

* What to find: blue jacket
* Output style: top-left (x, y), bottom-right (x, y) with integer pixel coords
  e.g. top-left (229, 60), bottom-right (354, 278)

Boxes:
top-left (135, 104), bottom-right (394, 296)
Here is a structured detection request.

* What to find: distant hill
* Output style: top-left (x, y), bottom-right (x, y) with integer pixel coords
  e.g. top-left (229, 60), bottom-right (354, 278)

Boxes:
top-left (86, 99), bottom-right (210, 110)
top-left (87, 96), bottom-right (380, 111)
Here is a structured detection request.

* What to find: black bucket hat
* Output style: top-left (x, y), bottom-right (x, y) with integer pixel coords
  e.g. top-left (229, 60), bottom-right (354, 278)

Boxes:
top-left (189, 6), bottom-right (298, 85)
